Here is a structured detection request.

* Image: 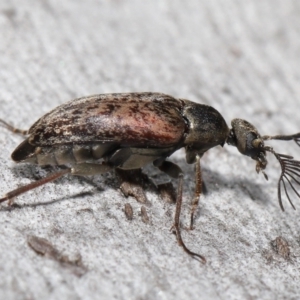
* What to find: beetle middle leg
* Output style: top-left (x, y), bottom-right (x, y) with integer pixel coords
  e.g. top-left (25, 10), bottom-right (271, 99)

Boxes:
top-left (155, 157), bottom-right (203, 230)
top-left (174, 173), bottom-right (206, 263)
top-left (155, 159), bottom-right (206, 262)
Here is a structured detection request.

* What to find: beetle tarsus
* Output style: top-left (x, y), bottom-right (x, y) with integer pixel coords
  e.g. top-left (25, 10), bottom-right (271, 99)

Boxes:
top-left (0, 194), bottom-right (9, 204)
top-left (174, 173), bottom-right (206, 263)
top-left (175, 227), bottom-right (207, 263)
top-left (0, 169), bottom-right (71, 205)
top-left (0, 119), bottom-right (28, 135)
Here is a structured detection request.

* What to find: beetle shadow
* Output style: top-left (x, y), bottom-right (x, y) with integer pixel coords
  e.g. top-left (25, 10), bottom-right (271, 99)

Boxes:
top-left (1, 162), bottom-right (272, 210)
top-left (201, 167), bottom-right (272, 207)
top-left (0, 191), bottom-right (96, 211)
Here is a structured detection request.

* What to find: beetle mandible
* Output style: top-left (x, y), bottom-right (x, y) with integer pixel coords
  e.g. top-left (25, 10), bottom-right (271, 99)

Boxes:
top-left (1, 92), bottom-right (300, 263)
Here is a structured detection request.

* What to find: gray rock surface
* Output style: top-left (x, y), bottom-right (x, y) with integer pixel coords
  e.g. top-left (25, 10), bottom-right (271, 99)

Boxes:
top-left (0, 0), bottom-right (300, 299)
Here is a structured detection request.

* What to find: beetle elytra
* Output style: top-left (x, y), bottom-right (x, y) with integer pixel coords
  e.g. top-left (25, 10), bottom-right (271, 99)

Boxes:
top-left (1, 92), bottom-right (300, 263)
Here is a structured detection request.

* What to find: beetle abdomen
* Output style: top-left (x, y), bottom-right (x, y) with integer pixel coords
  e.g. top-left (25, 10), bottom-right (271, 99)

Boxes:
top-left (12, 138), bottom-right (177, 171)
top-left (11, 139), bottom-right (36, 163)
top-left (11, 139), bottom-right (117, 166)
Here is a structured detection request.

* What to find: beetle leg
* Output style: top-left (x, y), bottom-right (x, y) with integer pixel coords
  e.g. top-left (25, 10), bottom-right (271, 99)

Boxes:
top-left (153, 161), bottom-right (182, 204)
top-left (115, 169), bottom-right (155, 203)
top-left (71, 162), bottom-right (113, 176)
top-left (0, 119), bottom-right (28, 135)
top-left (190, 155), bottom-right (202, 230)
top-left (173, 173), bottom-right (206, 263)
top-left (157, 182), bottom-right (176, 203)
top-left (155, 160), bottom-right (206, 262)
top-left (0, 168), bottom-right (71, 205)
top-left (154, 160), bottom-right (183, 179)
top-left (0, 163), bottom-right (113, 205)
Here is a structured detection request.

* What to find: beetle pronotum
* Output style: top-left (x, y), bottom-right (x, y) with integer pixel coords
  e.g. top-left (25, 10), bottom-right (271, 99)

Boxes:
top-left (1, 92), bottom-right (300, 263)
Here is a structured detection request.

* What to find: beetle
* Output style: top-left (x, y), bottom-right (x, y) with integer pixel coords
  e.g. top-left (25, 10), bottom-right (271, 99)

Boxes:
top-left (0, 92), bottom-right (300, 263)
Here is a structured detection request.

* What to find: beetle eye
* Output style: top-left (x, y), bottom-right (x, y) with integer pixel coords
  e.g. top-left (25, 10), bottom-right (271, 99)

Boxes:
top-left (252, 138), bottom-right (263, 149)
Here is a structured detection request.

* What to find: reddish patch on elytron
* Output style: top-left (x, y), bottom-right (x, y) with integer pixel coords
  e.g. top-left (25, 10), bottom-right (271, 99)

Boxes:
top-left (101, 98), bottom-right (184, 146)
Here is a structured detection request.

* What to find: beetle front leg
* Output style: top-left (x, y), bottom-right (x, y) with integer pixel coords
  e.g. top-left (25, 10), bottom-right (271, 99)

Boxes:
top-left (190, 155), bottom-right (202, 230)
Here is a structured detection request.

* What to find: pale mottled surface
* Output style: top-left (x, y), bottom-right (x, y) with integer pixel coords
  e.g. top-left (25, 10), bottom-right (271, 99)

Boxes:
top-left (0, 1), bottom-right (300, 299)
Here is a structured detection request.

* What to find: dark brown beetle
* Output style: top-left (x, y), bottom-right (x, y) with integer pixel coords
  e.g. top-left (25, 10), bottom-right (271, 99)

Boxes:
top-left (1, 92), bottom-right (300, 263)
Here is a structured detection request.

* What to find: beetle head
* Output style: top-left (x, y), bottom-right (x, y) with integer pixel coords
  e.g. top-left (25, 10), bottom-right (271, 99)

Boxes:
top-left (227, 118), bottom-right (300, 211)
top-left (227, 118), bottom-right (268, 178)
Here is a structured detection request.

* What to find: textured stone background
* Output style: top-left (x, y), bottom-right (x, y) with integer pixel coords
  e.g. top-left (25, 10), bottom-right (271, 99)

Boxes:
top-left (0, 1), bottom-right (300, 299)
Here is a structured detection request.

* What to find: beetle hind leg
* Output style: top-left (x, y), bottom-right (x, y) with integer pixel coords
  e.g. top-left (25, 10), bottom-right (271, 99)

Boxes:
top-left (0, 168), bottom-right (71, 205)
top-left (0, 119), bottom-right (28, 135)
top-left (0, 162), bottom-right (113, 205)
